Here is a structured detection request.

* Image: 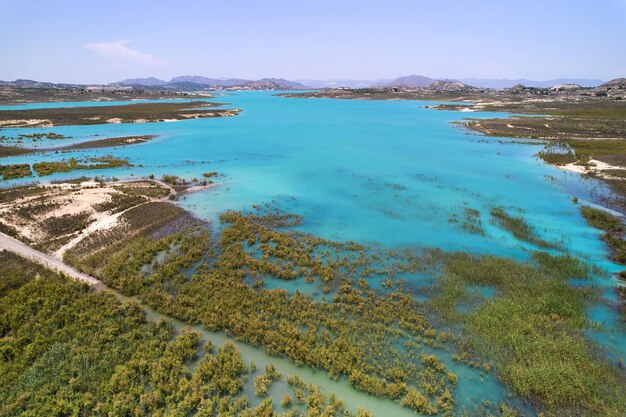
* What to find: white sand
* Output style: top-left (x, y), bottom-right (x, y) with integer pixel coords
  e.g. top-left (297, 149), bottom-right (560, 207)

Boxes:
top-left (555, 158), bottom-right (626, 178)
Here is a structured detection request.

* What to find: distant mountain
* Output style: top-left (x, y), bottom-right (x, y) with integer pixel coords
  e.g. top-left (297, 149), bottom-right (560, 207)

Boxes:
top-left (169, 76), bottom-right (252, 87)
top-left (113, 76), bottom-right (309, 90)
top-left (376, 75), bottom-right (437, 88)
top-left (169, 75), bottom-right (221, 85)
top-left (0, 79), bottom-right (79, 88)
top-left (2, 76), bottom-right (618, 93)
top-left (295, 79), bottom-right (384, 88)
top-left (459, 78), bottom-right (604, 89)
top-left (119, 77), bottom-right (167, 86)
top-left (258, 78), bottom-right (309, 89)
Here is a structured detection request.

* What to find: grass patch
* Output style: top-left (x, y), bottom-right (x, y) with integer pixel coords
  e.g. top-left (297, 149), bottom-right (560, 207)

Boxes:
top-left (93, 193), bottom-right (148, 213)
top-left (40, 211), bottom-right (91, 238)
top-left (490, 207), bottom-right (557, 249)
top-left (61, 135), bottom-right (155, 150)
top-left (18, 132), bottom-right (69, 140)
top-left (0, 185), bottom-right (46, 203)
top-left (114, 182), bottom-right (171, 199)
top-left (449, 207), bottom-right (485, 235)
top-left (0, 163), bottom-right (32, 180)
top-left (0, 146), bottom-right (33, 158)
top-left (580, 206), bottom-right (626, 264)
top-left (432, 252), bottom-right (624, 416)
top-left (1, 252), bottom-right (348, 416)
top-left (602, 169), bottom-right (626, 178)
top-left (33, 156), bottom-right (131, 176)
top-left (536, 148), bottom-right (577, 165)
top-left (581, 206), bottom-right (625, 233)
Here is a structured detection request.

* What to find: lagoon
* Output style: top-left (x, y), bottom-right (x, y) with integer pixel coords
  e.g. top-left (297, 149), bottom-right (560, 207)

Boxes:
top-left (1, 91), bottom-right (624, 414)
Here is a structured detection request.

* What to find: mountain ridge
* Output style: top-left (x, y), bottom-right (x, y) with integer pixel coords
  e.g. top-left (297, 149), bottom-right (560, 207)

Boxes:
top-left (1, 76), bottom-right (614, 91)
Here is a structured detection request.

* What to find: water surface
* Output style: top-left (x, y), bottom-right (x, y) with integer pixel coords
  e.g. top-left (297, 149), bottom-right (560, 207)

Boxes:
top-left (1, 91), bottom-right (624, 414)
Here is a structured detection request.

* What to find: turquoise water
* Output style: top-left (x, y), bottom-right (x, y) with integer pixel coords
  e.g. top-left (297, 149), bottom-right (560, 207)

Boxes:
top-left (1, 91), bottom-right (624, 414)
top-left (1, 92), bottom-right (617, 260)
top-left (0, 96), bottom-right (218, 111)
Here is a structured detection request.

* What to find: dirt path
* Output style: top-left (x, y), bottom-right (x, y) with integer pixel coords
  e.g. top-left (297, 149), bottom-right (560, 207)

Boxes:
top-left (0, 231), bottom-right (106, 290)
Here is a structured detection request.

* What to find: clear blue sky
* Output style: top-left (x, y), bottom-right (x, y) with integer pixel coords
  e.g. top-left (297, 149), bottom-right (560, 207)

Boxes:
top-left (1, 0), bottom-right (625, 83)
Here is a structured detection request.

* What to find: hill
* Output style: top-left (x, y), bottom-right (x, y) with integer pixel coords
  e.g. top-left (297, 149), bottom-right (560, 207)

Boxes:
top-left (376, 75), bottom-right (436, 87)
top-left (118, 77), bottom-right (167, 86)
top-left (459, 78), bottom-right (604, 89)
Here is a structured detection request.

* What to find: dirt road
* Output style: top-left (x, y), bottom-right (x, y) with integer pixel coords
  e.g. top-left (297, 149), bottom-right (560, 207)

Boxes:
top-left (0, 231), bottom-right (105, 290)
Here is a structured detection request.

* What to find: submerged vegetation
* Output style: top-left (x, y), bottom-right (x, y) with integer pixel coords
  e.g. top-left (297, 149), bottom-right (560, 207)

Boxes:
top-left (54, 200), bottom-right (626, 416)
top-left (0, 163), bottom-right (31, 180)
top-left (33, 155), bottom-right (132, 176)
top-left (449, 207), bottom-right (485, 235)
top-left (2, 86), bottom-right (626, 416)
top-left (431, 252), bottom-right (624, 416)
top-left (0, 252), bottom-right (368, 417)
top-left (580, 206), bottom-right (626, 264)
top-left (490, 207), bottom-right (558, 249)
top-left (65, 209), bottom-right (461, 415)
top-left (454, 101), bottom-right (626, 206)
top-left (0, 135), bottom-right (156, 158)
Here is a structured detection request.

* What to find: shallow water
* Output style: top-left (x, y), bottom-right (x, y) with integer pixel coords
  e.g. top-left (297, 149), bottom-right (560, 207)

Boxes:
top-left (112, 291), bottom-right (421, 416)
top-left (1, 91), bottom-right (624, 414)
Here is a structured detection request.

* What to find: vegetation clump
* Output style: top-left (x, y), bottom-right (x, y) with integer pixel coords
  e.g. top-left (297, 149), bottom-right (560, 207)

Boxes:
top-left (0, 146), bottom-right (33, 158)
top-left (33, 155), bottom-right (132, 176)
top-left (490, 206), bottom-right (558, 249)
top-left (254, 363), bottom-right (281, 397)
top-left (0, 252), bottom-right (376, 417)
top-left (18, 132), bottom-right (69, 140)
top-left (93, 192), bottom-right (148, 213)
top-left (449, 206), bottom-right (485, 235)
top-left (580, 206), bottom-right (626, 264)
top-left (0, 163), bottom-right (32, 180)
top-left (430, 251), bottom-right (625, 416)
top-left (40, 211), bottom-right (91, 237)
top-left (65, 209), bottom-right (459, 414)
top-left (536, 146), bottom-right (577, 165)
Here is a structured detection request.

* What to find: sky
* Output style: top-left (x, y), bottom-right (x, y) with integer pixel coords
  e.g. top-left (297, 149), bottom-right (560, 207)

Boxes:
top-left (1, 0), bottom-right (625, 84)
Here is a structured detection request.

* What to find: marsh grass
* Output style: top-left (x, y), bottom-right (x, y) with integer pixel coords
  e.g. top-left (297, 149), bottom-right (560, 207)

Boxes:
top-left (580, 206), bottom-right (626, 264)
top-left (0, 163), bottom-right (32, 180)
top-left (580, 206), bottom-right (624, 233)
top-left (33, 156), bottom-right (132, 177)
top-left (430, 252), bottom-right (625, 416)
top-left (535, 148), bottom-right (577, 165)
top-left (64, 210), bottom-right (461, 414)
top-left (0, 184), bottom-right (47, 203)
top-left (0, 146), bottom-right (32, 158)
top-left (0, 252), bottom-right (358, 416)
top-left (254, 363), bottom-right (281, 397)
top-left (490, 207), bottom-right (558, 249)
top-left (449, 207), bottom-right (486, 235)
top-left (10, 193), bottom-right (623, 417)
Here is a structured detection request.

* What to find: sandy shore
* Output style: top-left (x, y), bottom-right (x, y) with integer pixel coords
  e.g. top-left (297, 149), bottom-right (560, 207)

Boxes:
top-left (554, 158), bottom-right (626, 179)
top-left (0, 177), bottom-right (219, 260)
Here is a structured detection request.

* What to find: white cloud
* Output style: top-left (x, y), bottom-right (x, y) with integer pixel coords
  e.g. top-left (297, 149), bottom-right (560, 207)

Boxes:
top-left (84, 40), bottom-right (164, 67)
